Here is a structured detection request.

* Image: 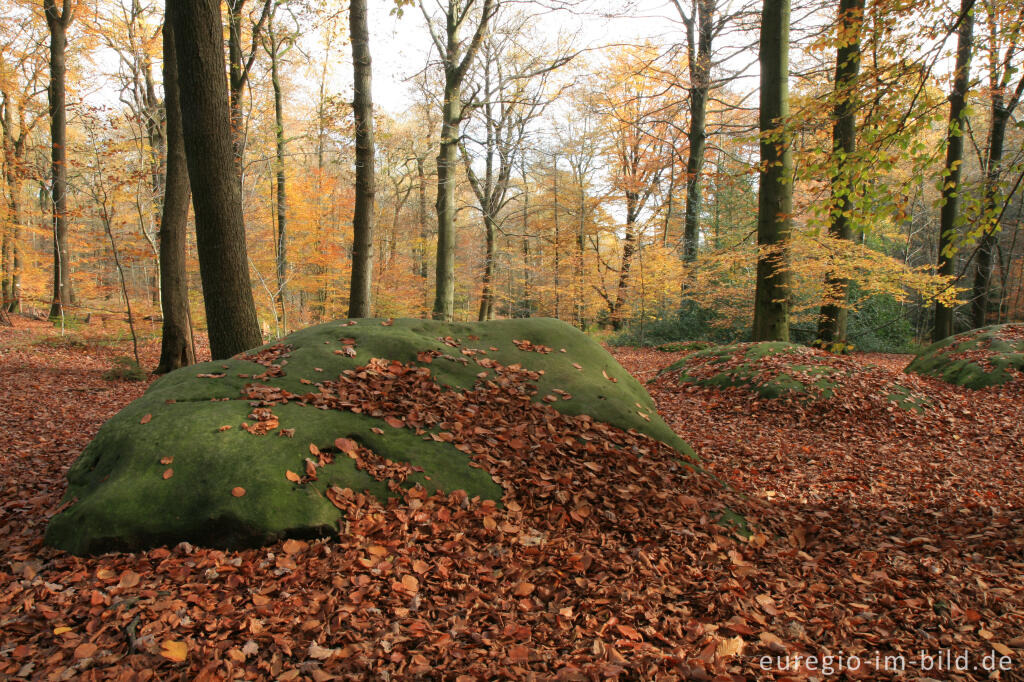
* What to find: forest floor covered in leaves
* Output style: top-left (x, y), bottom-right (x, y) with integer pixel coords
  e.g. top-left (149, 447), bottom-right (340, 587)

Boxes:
top-left (1, 317), bottom-right (1023, 681)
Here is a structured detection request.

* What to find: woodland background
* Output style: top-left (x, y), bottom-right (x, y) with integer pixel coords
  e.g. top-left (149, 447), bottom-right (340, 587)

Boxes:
top-left (1, 0), bottom-right (1022, 357)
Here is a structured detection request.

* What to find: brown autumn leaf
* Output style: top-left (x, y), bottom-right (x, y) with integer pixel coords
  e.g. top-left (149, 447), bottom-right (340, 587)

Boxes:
top-left (162, 468), bottom-right (173, 479)
top-left (285, 470), bottom-right (301, 483)
top-left (401, 574), bottom-right (419, 593)
top-left (139, 413), bottom-right (152, 424)
top-left (335, 437), bottom-right (359, 455)
top-left (384, 416), bottom-right (404, 428)
top-left (118, 570), bottom-right (140, 589)
top-left (282, 539), bottom-right (307, 555)
top-left (74, 642), bottom-right (98, 659)
top-left (231, 486), bottom-right (246, 497)
top-left (160, 456), bottom-right (173, 465)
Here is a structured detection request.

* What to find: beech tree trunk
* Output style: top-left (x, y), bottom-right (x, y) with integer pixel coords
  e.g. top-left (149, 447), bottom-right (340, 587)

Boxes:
top-left (266, 13), bottom-right (289, 328)
top-left (169, 0), bottom-right (262, 359)
top-left (933, 0), bottom-right (973, 342)
top-left (817, 0), bottom-right (864, 344)
top-left (752, 0), bottom-right (793, 342)
top-left (348, 0), bottom-right (375, 318)
top-left (156, 20), bottom-right (195, 374)
top-left (681, 0), bottom-right (714, 262)
top-left (44, 0), bottom-right (74, 319)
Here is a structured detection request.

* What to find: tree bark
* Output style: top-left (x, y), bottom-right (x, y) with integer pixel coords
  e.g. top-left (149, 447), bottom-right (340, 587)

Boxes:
top-left (169, 0), bottom-right (263, 359)
top-left (817, 0), bottom-right (864, 344)
top-left (348, 0), bottom-right (375, 318)
top-left (434, 88), bottom-right (460, 320)
top-left (933, 0), bottom-right (974, 342)
top-left (156, 20), bottom-right (195, 374)
top-left (44, 0), bottom-right (74, 319)
top-left (682, 0), bottom-right (714, 262)
top-left (970, 25), bottom-right (1023, 328)
top-left (429, 0), bottom-right (497, 321)
top-left (267, 14), bottom-right (289, 328)
top-left (752, 0), bottom-right (793, 341)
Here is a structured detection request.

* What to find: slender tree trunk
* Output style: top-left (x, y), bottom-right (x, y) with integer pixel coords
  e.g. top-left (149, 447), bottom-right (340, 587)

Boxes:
top-left (752, 0), bottom-right (793, 341)
top-left (611, 192), bottom-right (639, 329)
top-left (970, 62), bottom-right (1022, 327)
top-left (348, 0), bottom-right (375, 318)
top-left (8, 225), bottom-right (19, 312)
top-left (169, 0), bottom-right (262, 359)
top-left (933, 0), bottom-right (974, 342)
top-left (478, 214), bottom-right (495, 320)
top-left (817, 0), bottom-right (865, 344)
top-left (156, 20), bottom-right (195, 374)
top-left (433, 88), bottom-right (460, 321)
top-left (1, 225), bottom-right (9, 308)
top-left (44, 0), bottom-right (74, 319)
top-left (683, 0), bottom-right (713, 262)
top-left (268, 20), bottom-right (288, 328)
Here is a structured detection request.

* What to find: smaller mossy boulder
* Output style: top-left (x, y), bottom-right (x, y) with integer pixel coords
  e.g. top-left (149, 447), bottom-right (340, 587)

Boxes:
top-left (905, 323), bottom-right (1024, 388)
top-left (661, 342), bottom-right (843, 399)
top-left (661, 341), bottom-right (931, 411)
top-left (46, 317), bottom-right (698, 555)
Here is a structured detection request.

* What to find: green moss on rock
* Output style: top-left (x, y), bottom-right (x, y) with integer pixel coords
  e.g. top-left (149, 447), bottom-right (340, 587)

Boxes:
top-left (662, 342), bottom-right (842, 399)
top-left (46, 318), bottom-right (694, 555)
top-left (905, 324), bottom-right (1024, 389)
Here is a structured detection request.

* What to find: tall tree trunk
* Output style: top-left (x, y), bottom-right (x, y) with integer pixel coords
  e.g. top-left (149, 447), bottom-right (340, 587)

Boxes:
top-left (156, 20), bottom-right (195, 374)
top-left (348, 0), bottom-right (375, 318)
top-left (610, 192), bottom-right (639, 329)
top-left (1, 224), bottom-right (9, 308)
top-left (970, 42), bottom-right (1023, 327)
top-left (433, 90), bottom-right (460, 321)
top-left (44, 0), bottom-right (73, 319)
top-left (268, 18), bottom-right (288, 328)
top-left (169, 0), bottom-right (262, 359)
top-left (478, 214), bottom-right (495, 320)
top-left (933, 0), bottom-right (974, 342)
top-left (817, 0), bottom-right (865, 344)
top-left (752, 0), bottom-right (793, 341)
top-left (681, 0), bottom-right (714, 262)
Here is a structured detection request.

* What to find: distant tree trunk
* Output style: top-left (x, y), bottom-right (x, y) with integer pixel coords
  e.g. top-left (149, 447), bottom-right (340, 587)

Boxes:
top-left (156, 20), bottom-right (195, 374)
top-left (169, 0), bottom-right (262, 359)
top-left (434, 89), bottom-right (460, 321)
top-left (225, 0), bottom-right (270, 180)
top-left (934, 0), bottom-right (974, 342)
top-left (348, 0), bottom-right (375, 318)
top-left (44, 0), bottom-right (74, 319)
top-left (970, 33), bottom-right (1023, 328)
top-left (478, 214), bottom-right (495, 320)
top-left (0, 93), bottom-right (24, 312)
top-left (679, 0), bottom-right (714, 262)
top-left (266, 14), bottom-right (288, 328)
top-left (817, 0), bottom-right (865, 344)
top-left (752, 0), bottom-right (793, 341)
top-left (610, 191), bottom-right (640, 329)
top-left (429, 0), bottom-right (497, 321)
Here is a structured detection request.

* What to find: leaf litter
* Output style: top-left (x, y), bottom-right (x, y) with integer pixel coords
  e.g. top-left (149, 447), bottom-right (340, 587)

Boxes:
top-left (0, 322), bottom-right (1022, 680)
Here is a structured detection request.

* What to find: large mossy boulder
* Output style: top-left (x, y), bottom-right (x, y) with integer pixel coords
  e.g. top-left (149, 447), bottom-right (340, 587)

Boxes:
top-left (905, 323), bottom-right (1024, 388)
top-left (46, 318), bottom-right (695, 555)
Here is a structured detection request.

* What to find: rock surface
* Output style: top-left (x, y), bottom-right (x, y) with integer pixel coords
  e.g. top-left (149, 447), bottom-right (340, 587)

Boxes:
top-left (905, 323), bottom-right (1024, 388)
top-left (46, 318), bottom-right (695, 554)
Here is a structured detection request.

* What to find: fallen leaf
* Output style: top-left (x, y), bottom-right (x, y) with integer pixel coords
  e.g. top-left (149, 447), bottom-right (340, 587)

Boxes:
top-left (231, 486), bottom-right (246, 497)
top-left (285, 470), bottom-right (301, 483)
top-left (139, 413), bottom-right (152, 424)
top-left (162, 468), bottom-right (173, 480)
top-left (160, 639), bottom-right (188, 662)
